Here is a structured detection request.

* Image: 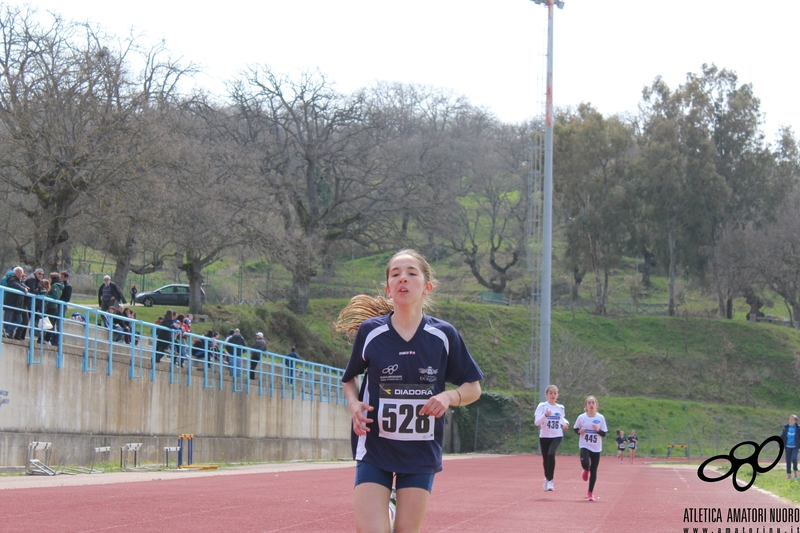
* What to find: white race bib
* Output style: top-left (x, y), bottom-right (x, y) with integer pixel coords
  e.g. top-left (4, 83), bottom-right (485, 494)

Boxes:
top-left (378, 384), bottom-right (435, 441)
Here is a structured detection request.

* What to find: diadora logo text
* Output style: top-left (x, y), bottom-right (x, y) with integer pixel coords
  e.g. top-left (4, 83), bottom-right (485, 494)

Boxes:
top-left (696, 436), bottom-right (783, 492)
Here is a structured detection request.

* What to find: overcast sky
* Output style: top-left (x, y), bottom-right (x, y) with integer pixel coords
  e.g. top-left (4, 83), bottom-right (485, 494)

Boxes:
top-left (26, 0), bottom-right (798, 141)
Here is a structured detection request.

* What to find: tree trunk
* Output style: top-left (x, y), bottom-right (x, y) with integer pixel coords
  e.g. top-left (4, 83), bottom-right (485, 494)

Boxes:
top-left (710, 247), bottom-right (726, 318)
top-left (588, 235), bottom-right (605, 315)
top-left (667, 228), bottom-right (676, 317)
top-left (185, 264), bottom-right (205, 316)
top-left (641, 247), bottom-right (655, 288)
top-left (289, 272), bottom-right (311, 314)
top-left (571, 265), bottom-right (584, 302)
top-left (110, 233), bottom-right (137, 289)
top-left (593, 263), bottom-right (605, 315)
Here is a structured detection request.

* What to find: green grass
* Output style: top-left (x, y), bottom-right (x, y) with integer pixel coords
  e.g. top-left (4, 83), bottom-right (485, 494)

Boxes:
top-left (752, 468), bottom-right (800, 503)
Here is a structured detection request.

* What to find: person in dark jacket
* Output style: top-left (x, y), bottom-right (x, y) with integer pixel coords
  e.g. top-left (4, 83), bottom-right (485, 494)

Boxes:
top-left (249, 332), bottom-right (267, 380)
top-left (44, 272), bottom-right (64, 346)
top-left (16, 268), bottom-right (43, 340)
top-left (781, 415), bottom-right (799, 480)
top-left (192, 330), bottom-right (216, 361)
top-left (155, 309), bottom-right (177, 363)
top-left (226, 328), bottom-right (246, 379)
top-left (59, 271), bottom-right (73, 306)
top-left (286, 346), bottom-right (300, 385)
top-left (3, 267), bottom-right (28, 338)
top-left (98, 275), bottom-right (126, 328)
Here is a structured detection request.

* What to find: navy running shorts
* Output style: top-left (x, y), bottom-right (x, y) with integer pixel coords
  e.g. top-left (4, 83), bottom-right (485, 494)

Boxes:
top-left (355, 461), bottom-right (435, 493)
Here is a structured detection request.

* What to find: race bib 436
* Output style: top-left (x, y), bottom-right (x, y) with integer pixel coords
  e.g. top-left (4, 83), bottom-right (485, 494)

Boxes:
top-left (378, 384), bottom-right (435, 441)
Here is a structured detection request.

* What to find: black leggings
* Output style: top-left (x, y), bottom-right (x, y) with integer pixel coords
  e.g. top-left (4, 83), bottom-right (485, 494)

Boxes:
top-left (580, 448), bottom-right (601, 492)
top-left (539, 437), bottom-right (562, 481)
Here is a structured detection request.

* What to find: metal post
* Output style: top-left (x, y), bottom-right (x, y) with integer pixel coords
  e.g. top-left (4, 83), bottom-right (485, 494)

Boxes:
top-left (531, 0), bottom-right (563, 401)
top-left (540, 0), bottom-right (555, 402)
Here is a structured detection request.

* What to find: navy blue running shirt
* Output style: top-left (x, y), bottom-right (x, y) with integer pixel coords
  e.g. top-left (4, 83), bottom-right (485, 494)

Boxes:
top-left (342, 313), bottom-right (484, 474)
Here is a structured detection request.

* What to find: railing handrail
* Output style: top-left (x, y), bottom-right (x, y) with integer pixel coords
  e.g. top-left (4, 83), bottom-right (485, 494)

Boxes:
top-left (0, 284), bottom-right (346, 403)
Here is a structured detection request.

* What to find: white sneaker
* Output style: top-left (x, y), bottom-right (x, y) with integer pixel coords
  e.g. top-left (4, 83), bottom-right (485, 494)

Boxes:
top-left (547, 480), bottom-right (554, 491)
top-left (543, 479), bottom-right (549, 491)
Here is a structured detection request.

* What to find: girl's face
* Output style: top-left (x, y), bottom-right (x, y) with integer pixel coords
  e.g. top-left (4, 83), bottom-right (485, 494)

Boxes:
top-left (385, 254), bottom-right (432, 307)
top-left (790, 417), bottom-right (796, 426)
top-left (585, 398), bottom-right (598, 414)
top-left (545, 388), bottom-right (558, 404)
top-left (630, 429), bottom-right (636, 435)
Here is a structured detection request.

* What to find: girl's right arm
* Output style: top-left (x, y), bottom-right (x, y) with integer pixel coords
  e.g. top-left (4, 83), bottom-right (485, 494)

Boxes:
top-left (533, 403), bottom-right (548, 426)
top-left (343, 378), bottom-right (373, 437)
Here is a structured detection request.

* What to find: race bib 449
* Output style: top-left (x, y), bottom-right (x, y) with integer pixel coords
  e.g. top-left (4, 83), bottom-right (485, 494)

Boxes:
top-left (378, 384), bottom-right (435, 441)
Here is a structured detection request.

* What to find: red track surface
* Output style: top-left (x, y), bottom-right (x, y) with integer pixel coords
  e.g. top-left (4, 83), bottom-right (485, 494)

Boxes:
top-left (0, 454), bottom-right (795, 532)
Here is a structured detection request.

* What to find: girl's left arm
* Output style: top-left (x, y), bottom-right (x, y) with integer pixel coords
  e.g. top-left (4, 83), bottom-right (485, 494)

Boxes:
top-left (421, 381), bottom-right (481, 418)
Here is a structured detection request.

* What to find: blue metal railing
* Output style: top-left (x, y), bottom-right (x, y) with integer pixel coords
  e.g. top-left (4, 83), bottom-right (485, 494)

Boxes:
top-left (0, 284), bottom-right (346, 405)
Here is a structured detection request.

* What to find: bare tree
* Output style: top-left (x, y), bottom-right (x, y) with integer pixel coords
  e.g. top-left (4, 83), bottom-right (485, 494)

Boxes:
top-left (162, 99), bottom-right (254, 314)
top-left (229, 67), bottom-right (399, 312)
top-left (0, 7), bottom-right (194, 273)
top-left (445, 118), bottom-right (528, 294)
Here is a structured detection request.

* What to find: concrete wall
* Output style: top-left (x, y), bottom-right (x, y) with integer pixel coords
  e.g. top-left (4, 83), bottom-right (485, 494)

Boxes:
top-left (0, 337), bottom-right (352, 468)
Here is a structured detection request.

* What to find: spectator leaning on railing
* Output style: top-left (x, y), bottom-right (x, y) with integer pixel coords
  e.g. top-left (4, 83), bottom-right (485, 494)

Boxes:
top-left (249, 332), bottom-right (267, 380)
top-left (18, 268), bottom-right (43, 341)
top-left (44, 272), bottom-right (63, 347)
top-left (2, 267), bottom-right (28, 338)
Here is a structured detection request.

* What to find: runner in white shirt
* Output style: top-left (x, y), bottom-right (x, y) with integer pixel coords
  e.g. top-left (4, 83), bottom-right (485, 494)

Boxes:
top-left (534, 384), bottom-right (569, 491)
top-left (573, 395), bottom-right (608, 501)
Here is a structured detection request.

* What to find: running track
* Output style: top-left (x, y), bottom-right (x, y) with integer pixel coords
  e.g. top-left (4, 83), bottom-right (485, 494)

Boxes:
top-left (0, 454), bottom-right (795, 532)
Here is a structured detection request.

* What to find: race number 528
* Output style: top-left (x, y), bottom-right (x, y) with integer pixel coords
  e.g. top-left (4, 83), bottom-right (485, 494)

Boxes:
top-left (378, 384), bottom-right (435, 441)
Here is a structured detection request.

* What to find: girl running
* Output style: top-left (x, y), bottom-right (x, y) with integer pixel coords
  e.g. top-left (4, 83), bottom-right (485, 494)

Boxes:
top-left (574, 396), bottom-right (608, 501)
top-left (534, 384), bottom-right (569, 491)
top-left (628, 429), bottom-right (638, 464)
top-left (615, 430), bottom-right (626, 464)
top-left (338, 249), bottom-right (484, 533)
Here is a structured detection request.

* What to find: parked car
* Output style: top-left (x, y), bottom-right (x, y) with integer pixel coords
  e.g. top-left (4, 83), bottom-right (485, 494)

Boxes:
top-left (134, 284), bottom-right (205, 307)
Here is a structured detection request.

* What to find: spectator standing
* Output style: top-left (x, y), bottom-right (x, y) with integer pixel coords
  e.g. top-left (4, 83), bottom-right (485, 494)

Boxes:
top-left (130, 283), bottom-right (138, 306)
top-left (17, 268), bottom-right (43, 341)
top-left (286, 346), bottom-right (300, 385)
top-left (59, 271), bottom-right (72, 307)
top-left (781, 415), bottom-right (799, 480)
top-left (97, 275), bottom-right (126, 327)
top-left (249, 332), bottom-right (267, 380)
top-left (155, 309), bottom-right (176, 363)
top-left (227, 328), bottom-right (246, 379)
top-left (44, 272), bottom-right (64, 346)
top-left (175, 313), bottom-right (189, 367)
top-left (3, 267), bottom-right (28, 338)
top-left (37, 279), bottom-right (51, 344)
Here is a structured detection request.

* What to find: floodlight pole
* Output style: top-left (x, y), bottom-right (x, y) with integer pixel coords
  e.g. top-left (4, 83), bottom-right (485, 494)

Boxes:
top-left (531, 0), bottom-right (562, 402)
